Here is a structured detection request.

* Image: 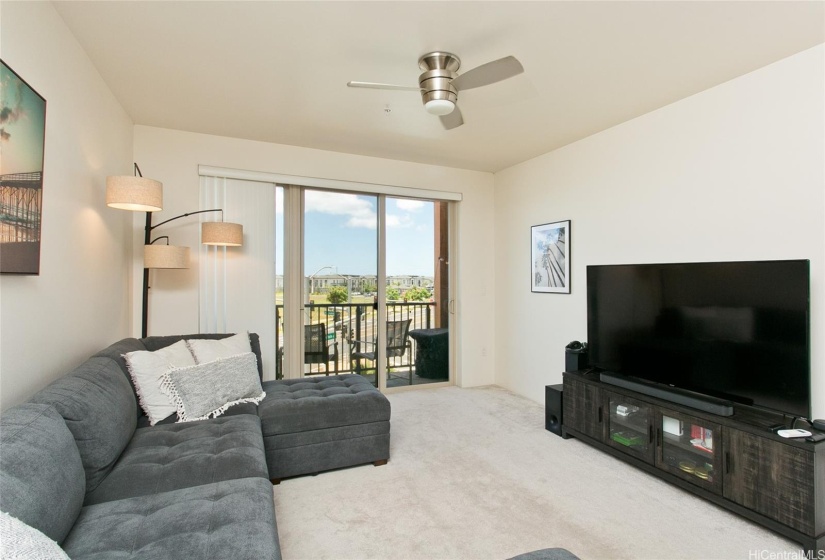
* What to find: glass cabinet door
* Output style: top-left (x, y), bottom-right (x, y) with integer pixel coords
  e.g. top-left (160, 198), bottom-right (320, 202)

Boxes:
top-left (606, 395), bottom-right (654, 463)
top-left (657, 410), bottom-right (722, 494)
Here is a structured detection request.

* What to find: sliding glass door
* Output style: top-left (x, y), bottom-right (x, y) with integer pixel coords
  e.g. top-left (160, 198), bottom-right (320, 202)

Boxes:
top-left (277, 187), bottom-right (451, 390)
top-left (302, 189), bottom-right (378, 380)
top-left (382, 197), bottom-right (450, 387)
top-left (202, 170), bottom-right (455, 391)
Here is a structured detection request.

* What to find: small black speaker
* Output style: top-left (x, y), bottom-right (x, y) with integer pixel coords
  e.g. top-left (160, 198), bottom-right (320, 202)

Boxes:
top-left (545, 384), bottom-right (569, 439)
top-left (565, 342), bottom-right (589, 372)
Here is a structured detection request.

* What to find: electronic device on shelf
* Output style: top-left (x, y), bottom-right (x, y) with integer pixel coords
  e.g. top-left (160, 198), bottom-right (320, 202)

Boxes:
top-left (587, 260), bottom-right (811, 419)
top-left (777, 429), bottom-right (812, 438)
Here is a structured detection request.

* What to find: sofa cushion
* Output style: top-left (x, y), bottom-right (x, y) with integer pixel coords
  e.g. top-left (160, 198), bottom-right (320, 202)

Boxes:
top-left (258, 375), bottom-right (390, 436)
top-left (124, 340), bottom-right (197, 425)
top-left (62, 478), bottom-right (281, 560)
top-left (0, 511), bottom-right (70, 560)
top-left (0, 404), bottom-right (85, 544)
top-left (92, 338), bottom-right (148, 419)
top-left (135, 401), bottom-right (258, 429)
top-left (160, 353), bottom-right (265, 422)
top-left (84, 414), bottom-right (268, 506)
top-left (30, 357), bottom-right (137, 495)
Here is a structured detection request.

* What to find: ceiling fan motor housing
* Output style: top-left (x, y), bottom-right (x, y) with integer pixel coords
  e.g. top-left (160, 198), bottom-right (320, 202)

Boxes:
top-left (418, 52), bottom-right (460, 114)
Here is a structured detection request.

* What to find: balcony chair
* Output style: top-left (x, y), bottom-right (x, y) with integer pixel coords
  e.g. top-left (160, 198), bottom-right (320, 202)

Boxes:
top-left (350, 319), bottom-right (412, 385)
top-left (304, 323), bottom-right (339, 375)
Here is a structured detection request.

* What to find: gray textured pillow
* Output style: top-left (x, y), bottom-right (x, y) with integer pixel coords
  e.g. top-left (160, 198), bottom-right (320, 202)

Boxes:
top-left (0, 511), bottom-right (70, 559)
top-left (0, 404), bottom-right (85, 545)
top-left (160, 352), bottom-right (265, 422)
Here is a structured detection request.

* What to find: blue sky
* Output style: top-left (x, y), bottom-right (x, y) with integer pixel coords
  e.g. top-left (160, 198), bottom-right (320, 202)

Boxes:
top-left (275, 189), bottom-right (435, 277)
top-left (0, 62), bottom-right (46, 175)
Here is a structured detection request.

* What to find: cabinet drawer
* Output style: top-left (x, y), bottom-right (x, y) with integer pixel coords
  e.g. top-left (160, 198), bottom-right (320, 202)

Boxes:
top-left (605, 393), bottom-right (654, 464)
top-left (723, 428), bottom-right (815, 534)
top-left (657, 409), bottom-right (722, 494)
top-left (563, 377), bottom-right (603, 440)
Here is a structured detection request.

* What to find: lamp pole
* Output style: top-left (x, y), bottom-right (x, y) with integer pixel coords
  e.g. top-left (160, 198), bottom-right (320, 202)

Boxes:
top-left (308, 265), bottom-right (334, 299)
top-left (141, 207), bottom-right (230, 338)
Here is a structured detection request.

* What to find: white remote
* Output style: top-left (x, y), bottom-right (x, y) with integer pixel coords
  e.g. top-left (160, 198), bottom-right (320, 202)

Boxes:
top-left (777, 429), bottom-right (812, 438)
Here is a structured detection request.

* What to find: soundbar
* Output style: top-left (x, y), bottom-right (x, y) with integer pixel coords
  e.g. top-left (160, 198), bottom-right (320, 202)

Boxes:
top-left (599, 371), bottom-right (735, 416)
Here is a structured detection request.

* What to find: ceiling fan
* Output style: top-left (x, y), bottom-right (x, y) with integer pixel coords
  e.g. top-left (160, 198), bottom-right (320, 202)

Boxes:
top-left (347, 51), bottom-right (524, 130)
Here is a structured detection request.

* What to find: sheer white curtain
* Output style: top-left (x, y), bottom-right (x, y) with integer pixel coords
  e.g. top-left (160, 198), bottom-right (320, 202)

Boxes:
top-left (199, 175), bottom-right (277, 380)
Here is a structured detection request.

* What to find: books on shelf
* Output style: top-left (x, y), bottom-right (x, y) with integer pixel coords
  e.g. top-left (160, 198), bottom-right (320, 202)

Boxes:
top-left (689, 425), bottom-right (713, 453)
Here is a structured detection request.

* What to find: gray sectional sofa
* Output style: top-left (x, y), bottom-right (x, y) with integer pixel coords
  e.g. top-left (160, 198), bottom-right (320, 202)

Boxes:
top-left (0, 333), bottom-right (391, 559)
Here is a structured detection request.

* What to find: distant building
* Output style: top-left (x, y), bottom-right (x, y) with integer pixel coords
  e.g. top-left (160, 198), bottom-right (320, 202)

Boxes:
top-left (286, 273), bottom-right (433, 294)
top-left (388, 275), bottom-right (433, 288)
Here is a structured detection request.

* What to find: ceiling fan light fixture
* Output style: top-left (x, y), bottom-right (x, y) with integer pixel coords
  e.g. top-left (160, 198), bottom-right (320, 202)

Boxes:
top-left (424, 99), bottom-right (455, 116)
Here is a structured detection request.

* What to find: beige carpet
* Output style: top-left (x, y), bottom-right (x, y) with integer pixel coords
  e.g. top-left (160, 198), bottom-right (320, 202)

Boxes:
top-left (273, 385), bottom-right (802, 560)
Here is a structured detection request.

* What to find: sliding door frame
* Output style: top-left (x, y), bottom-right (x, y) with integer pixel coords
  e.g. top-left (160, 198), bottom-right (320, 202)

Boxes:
top-left (199, 165), bottom-right (460, 391)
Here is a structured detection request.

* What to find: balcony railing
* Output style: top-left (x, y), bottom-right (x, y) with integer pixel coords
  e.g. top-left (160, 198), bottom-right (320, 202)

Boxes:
top-left (275, 301), bottom-right (436, 380)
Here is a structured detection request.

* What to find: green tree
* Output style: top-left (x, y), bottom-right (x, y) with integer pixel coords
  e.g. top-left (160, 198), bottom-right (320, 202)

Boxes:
top-left (405, 286), bottom-right (430, 301)
top-left (386, 287), bottom-right (400, 301)
top-left (362, 281), bottom-right (377, 294)
top-left (327, 286), bottom-right (348, 304)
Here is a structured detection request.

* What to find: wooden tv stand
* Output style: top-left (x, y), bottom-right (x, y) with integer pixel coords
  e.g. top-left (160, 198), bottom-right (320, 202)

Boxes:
top-left (563, 371), bottom-right (824, 553)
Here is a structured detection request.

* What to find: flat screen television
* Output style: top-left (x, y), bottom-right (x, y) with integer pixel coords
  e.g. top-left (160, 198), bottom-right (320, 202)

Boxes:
top-left (587, 260), bottom-right (810, 419)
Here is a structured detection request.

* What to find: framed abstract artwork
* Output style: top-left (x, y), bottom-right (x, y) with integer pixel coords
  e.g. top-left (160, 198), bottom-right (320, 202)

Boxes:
top-left (531, 220), bottom-right (570, 294)
top-left (1, 60), bottom-right (46, 275)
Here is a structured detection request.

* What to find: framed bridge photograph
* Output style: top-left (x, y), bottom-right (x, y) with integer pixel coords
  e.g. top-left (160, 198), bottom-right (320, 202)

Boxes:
top-left (0, 60), bottom-right (46, 275)
top-left (531, 220), bottom-right (570, 294)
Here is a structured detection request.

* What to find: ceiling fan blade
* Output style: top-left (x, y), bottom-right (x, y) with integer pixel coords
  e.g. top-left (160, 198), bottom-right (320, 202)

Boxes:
top-left (451, 56), bottom-right (524, 91)
top-left (347, 81), bottom-right (422, 92)
top-left (440, 106), bottom-right (464, 130)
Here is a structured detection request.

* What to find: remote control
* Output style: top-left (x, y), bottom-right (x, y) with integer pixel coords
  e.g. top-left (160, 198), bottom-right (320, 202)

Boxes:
top-left (805, 433), bottom-right (825, 443)
top-left (777, 429), bottom-right (812, 438)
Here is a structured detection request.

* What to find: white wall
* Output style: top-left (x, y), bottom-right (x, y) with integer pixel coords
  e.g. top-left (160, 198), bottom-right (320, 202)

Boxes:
top-left (0, 2), bottom-right (134, 410)
top-left (133, 126), bottom-right (496, 385)
top-left (494, 45), bottom-right (825, 418)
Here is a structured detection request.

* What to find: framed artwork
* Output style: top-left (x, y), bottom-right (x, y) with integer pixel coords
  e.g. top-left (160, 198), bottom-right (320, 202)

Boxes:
top-left (1, 60), bottom-right (46, 275)
top-left (531, 220), bottom-right (570, 294)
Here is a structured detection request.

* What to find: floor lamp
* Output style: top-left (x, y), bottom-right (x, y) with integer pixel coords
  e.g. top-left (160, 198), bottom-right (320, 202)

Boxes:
top-left (106, 164), bottom-right (243, 337)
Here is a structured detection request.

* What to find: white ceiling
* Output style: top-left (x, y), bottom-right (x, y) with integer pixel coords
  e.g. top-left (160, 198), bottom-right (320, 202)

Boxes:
top-left (54, 1), bottom-right (824, 173)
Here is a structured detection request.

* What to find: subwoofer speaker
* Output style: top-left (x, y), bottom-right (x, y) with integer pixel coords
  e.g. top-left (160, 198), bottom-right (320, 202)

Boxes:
top-left (545, 384), bottom-right (568, 439)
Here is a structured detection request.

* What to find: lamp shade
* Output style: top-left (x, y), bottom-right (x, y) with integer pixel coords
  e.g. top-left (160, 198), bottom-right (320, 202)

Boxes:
top-left (202, 222), bottom-right (243, 246)
top-left (144, 244), bottom-right (189, 269)
top-left (106, 176), bottom-right (163, 212)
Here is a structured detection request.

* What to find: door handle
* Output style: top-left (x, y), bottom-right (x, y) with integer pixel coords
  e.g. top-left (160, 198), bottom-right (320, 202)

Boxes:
top-left (449, 299), bottom-right (456, 314)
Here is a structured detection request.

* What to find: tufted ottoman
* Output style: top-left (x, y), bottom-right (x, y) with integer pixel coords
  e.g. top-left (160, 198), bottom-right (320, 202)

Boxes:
top-left (258, 374), bottom-right (390, 482)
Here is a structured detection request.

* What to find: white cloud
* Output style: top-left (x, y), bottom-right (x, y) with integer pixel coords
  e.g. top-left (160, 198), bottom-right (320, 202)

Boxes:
top-left (386, 214), bottom-right (413, 229)
top-left (305, 190), bottom-right (376, 229)
top-left (396, 199), bottom-right (426, 212)
top-left (301, 192), bottom-right (424, 230)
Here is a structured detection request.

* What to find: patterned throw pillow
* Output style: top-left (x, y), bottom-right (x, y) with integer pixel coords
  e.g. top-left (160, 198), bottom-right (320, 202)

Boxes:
top-left (0, 511), bottom-right (70, 560)
top-left (123, 340), bottom-right (196, 425)
top-left (159, 352), bottom-right (265, 422)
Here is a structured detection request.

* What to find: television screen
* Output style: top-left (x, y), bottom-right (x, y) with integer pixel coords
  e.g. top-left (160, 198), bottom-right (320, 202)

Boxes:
top-left (587, 260), bottom-right (810, 418)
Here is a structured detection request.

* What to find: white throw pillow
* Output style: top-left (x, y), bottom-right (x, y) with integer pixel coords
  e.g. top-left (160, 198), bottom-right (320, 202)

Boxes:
top-left (159, 352), bottom-right (265, 422)
top-left (0, 511), bottom-right (70, 560)
top-left (123, 340), bottom-right (196, 425)
top-left (186, 332), bottom-right (252, 364)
